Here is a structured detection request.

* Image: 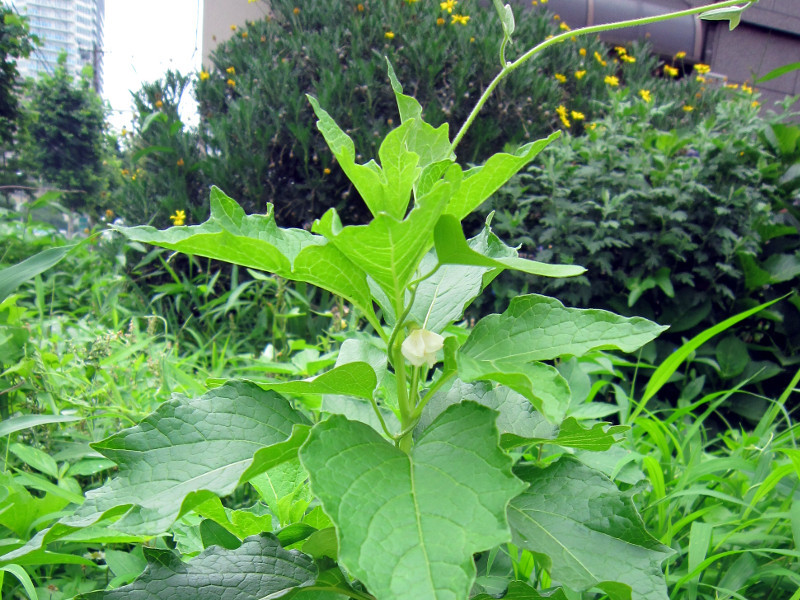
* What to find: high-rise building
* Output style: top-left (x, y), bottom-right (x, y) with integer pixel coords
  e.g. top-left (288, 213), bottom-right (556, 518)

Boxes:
top-left (9, 0), bottom-right (104, 92)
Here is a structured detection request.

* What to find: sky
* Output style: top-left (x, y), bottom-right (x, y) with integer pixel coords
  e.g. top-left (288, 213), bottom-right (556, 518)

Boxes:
top-left (103, 0), bottom-right (203, 132)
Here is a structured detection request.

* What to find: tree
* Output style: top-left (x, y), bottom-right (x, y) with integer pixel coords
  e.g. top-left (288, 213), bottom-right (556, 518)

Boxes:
top-left (28, 53), bottom-right (107, 214)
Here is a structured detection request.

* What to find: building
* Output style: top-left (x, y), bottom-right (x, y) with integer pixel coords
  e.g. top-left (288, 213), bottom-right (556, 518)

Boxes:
top-left (541, 0), bottom-right (800, 110)
top-left (9, 0), bottom-right (105, 92)
top-left (202, 0), bottom-right (267, 66)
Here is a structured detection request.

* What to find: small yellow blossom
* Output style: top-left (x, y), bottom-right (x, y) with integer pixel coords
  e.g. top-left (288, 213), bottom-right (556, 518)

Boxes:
top-left (579, 47), bottom-right (586, 57)
top-left (121, 168), bottom-right (129, 176)
top-left (540, 0), bottom-right (547, 3)
top-left (199, 71), bottom-right (210, 81)
top-left (155, 100), bottom-right (163, 108)
top-left (531, 0), bottom-right (537, 4)
top-left (293, 7), bottom-right (300, 14)
top-left (725, 83), bottom-right (739, 89)
top-left (694, 63), bottom-right (711, 74)
top-left (105, 209), bottom-right (114, 219)
top-left (614, 46), bottom-right (627, 55)
top-left (226, 66), bottom-right (236, 75)
top-left (664, 65), bottom-right (679, 77)
top-left (683, 105), bottom-right (694, 112)
top-left (406, 0), bottom-right (420, 3)
top-left (575, 70), bottom-right (586, 80)
top-left (470, 36), bottom-right (475, 42)
top-left (384, 31), bottom-right (395, 39)
top-left (131, 174), bottom-right (137, 181)
top-left (604, 75), bottom-right (619, 87)
top-left (357, 2), bottom-right (364, 9)
top-left (639, 89), bottom-right (652, 102)
top-left (227, 78), bottom-right (236, 87)
top-left (559, 22), bottom-right (571, 31)
top-left (451, 14), bottom-right (470, 25)
top-left (571, 110), bottom-right (585, 121)
top-left (230, 24), bottom-right (237, 31)
top-left (741, 82), bottom-right (753, 94)
top-left (696, 75), bottom-right (707, 83)
top-left (586, 122), bottom-right (597, 131)
top-left (323, 167), bottom-right (331, 175)
top-left (554, 73), bottom-right (567, 83)
top-left (553, 13), bottom-right (560, 20)
top-left (751, 100), bottom-right (760, 108)
top-left (674, 51), bottom-right (686, 59)
top-left (121, 127), bottom-right (127, 136)
top-left (176, 158), bottom-right (185, 167)
top-left (594, 51), bottom-right (607, 67)
top-left (440, 0), bottom-right (457, 12)
top-left (241, 31), bottom-right (248, 38)
top-left (556, 105), bottom-right (570, 128)
top-left (170, 210), bottom-right (186, 226)
top-left (436, 17), bottom-right (445, 25)
top-left (622, 55), bottom-right (636, 63)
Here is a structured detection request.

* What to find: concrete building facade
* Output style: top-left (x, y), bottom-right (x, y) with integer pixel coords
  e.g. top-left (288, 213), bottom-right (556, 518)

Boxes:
top-left (10, 0), bottom-right (105, 92)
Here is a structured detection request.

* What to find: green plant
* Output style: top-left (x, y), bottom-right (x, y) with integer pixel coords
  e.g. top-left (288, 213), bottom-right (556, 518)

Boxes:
top-left (3, 2), bottom-right (781, 600)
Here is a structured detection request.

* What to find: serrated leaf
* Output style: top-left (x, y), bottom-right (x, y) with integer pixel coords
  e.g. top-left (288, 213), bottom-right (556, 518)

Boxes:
top-left (445, 132), bottom-right (560, 220)
top-left (313, 176), bottom-right (453, 313)
top-left (77, 534), bottom-right (317, 600)
top-left (509, 458), bottom-right (673, 600)
top-left (434, 215), bottom-right (585, 278)
top-left (246, 361), bottom-right (377, 400)
top-left (65, 381), bottom-right (309, 534)
top-left (300, 403), bottom-right (525, 600)
top-left (115, 187), bottom-right (378, 330)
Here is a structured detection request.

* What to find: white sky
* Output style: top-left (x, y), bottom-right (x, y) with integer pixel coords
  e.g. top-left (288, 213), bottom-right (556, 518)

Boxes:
top-left (103, 0), bottom-right (203, 132)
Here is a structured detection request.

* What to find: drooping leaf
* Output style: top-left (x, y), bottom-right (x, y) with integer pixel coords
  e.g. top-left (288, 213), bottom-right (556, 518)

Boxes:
top-left (434, 214), bottom-right (586, 278)
top-left (313, 176), bottom-right (454, 313)
top-left (115, 187), bottom-right (379, 330)
top-left (0, 244), bottom-right (78, 303)
top-left (445, 132), bottom-right (560, 220)
top-left (699, 4), bottom-right (747, 30)
top-left (77, 535), bottom-right (317, 600)
top-left (508, 458), bottom-right (673, 600)
top-left (65, 381), bottom-right (309, 534)
top-left (300, 403), bottom-right (525, 600)
top-left (246, 361), bottom-right (378, 400)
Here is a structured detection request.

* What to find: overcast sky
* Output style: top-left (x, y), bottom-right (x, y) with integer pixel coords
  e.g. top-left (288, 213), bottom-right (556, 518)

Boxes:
top-left (103, 0), bottom-right (203, 132)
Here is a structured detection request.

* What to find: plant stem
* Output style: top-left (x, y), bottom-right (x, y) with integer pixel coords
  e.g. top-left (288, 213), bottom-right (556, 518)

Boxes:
top-left (450, 0), bottom-right (753, 154)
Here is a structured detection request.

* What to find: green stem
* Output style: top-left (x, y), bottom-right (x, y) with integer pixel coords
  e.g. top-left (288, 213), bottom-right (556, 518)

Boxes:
top-left (450, 0), bottom-right (753, 154)
top-left (410, 368), bottom-right (456, 423)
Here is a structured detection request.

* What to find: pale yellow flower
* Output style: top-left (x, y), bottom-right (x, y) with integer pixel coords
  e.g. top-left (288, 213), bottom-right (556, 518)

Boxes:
top-left (402, 329), bottom-right (444, 368)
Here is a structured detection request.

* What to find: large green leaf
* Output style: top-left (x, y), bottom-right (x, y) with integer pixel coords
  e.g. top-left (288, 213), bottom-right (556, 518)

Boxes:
top-left (77, 535), bottom-right (316, 600)
top-left (115, 187), bottom-right (379, 330)
top-left (0, 243), bottom-right (78, 303)
top-left (313, 176), bottom-right (454, 314)
top-left (300, 402), bottom-right (525, 600)
top-left (65, 381), bottom-right (309, 534)
top-left (445, 132), bottom-right (561, 220)
top-left (434, 215), bottom-right (586, 279)
top-left (473, 581), bottom-right (569, 599)
top-left (245, 361), bottom-right (377, 400)
top-left (508, 458), bottom-right (673, 600)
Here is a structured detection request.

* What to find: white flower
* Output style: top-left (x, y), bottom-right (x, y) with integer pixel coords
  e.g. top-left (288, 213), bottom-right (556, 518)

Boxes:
top-left (401, 329), bottom-right (444, 368)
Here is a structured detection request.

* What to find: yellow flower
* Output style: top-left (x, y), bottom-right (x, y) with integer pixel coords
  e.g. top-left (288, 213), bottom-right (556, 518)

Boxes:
top-left (614, 46), bottom-right (627, 55)
top-left (639, 89), bottom-right (652, 102)
top-left (293, 7), bottom-right (300, 14)
top-left (105, 209), bottom-right (114, 219)
top-left (694, 63), bottom-right (711, 74)
top-left (554, 73), bottom-right (567, 83)
top-left (405, 0), bottom-right (420, 3)
top-left (199, 70), bottom-right (210, 81)
top-left (241, 31), bottom-right (248, 38)
top-left (604, 75), bottom-right (619, 87)
top-left (751, 100), bottom-right (760, 108)
top-left (741, 82), bottom-right (753, 94)
top-left (575, 70), bottom-right (586, 80)
top-left (227, 78), bottom-right (236, 87)
top-left (571, 110), bottom-right (585, 121)
top-left (230, 24), bottom-right (237, 31)
top-left (155, 100), bottom-right (163, 108)
top-left (121, 168), bottom-right (129, 176)
top-left (579, 48), bottom-right (586, 56)
top-left (556, 105), bottom-right (570, 128)
top-left (682, 105), bottom-right (694, 112)
top-left (357, 2), bottom-right (364, 9)
top-left (323, 167), bottom-right (331, 175)
top-left (696, 75), bottom-right (707, 83)
top-left (559, 22), bottom-right (571, 31)
top-left (470, 36), bottom-right (475, 42)
top-left (586, 122), bottom-right (597, 131)
top-left (622, 55), bottom-right (636, 63)
top-left (594, 51), bottom-right (607, 67)
top-left (451, 14), bottom-right (470, 25)
top-left (440, 0), bottom-right (457, 13)
top-left (384, 31), bottom-right (395, 39)
top-left (674, 51), bottom-right (686, 59)
top-left (436, 17), bottom-right (445, 25)
top-left (664, 65), bottom-right (679, 77)
top-left (540, 0), bottom-right (547, 3)
top-left (531, 0), bottom-right (537, 4)
top-left (169, 210), bottom-right (186, 226)
top-left (725, 83), bottom-right (739, 89)
top-left (176, 158), bottom-right (185, 167)
top-left (121, 127), bottom-right (127, 136)
top-left (553, 13), bottom-right (560, 20)
top-left (226, 66), bottom-right (236, 75)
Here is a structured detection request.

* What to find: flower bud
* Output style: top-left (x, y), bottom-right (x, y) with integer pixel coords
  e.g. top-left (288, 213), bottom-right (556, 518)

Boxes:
top-left (401, 329), bottom-right (444, 368)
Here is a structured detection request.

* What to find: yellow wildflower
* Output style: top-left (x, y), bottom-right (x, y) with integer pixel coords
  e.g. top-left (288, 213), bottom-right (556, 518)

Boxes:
top-left (622, 55), bottom-right (636, 63)
top-left (696, 76), bottom-right (707, 83)
top-left (540, 0), bottom-right (547, 3)
top-left (226, 66), bottom-right (236, 74)
top-left (725, 83), bottom-right (739, 89)
top-left (242, 31), bottom-right (248, 38)
top-left (554, 73), bottom-right (567, 83)
top-left (470, 36), bottom-right (475, 42)
top-left (559, 22), bottom-right (571, 31)
top-left (176, 158), bottom-right (185, 167)
top-left (293, 7), bottom-right (300, 14)
top-left (436, 17), bottom-right (445, 25)
top-left (357, 2), bottom-right (364, 9)
top-left (604, 75), bottom-right (619, 87)
top-left (594, 51), bottom-right (607, 67)
top-left (579, 48), bottom-right (586, 57)
top-left (451, 14), bottom-right (470, 25)
top-left (553, 13), bottom-right (560, 21)
top-left (121, 168), bottom-right (129, 176)
top-left (227, 78), bottom-right (236, 87)
top-left (169, 210), bottom-right (186, 226)
top-left (323, 167), bottom-right (331, 175)
top-left (571, 110), bottom-right (585, 121)
top-left (741, 82), bottom-right (753, 94)
top-left (105, 209), bottom-right (114, 219)
top-left (230, 24), bottom-right (237, 31)
top-left (693, 63), bottom-right (711, 74)
top-left (664, 65), bottom-right (679, 77)
top-left (440, 0), bottom-right (457, 12)
top-left (639, 89), bottom-right (652, 102)
top-left (586, 122), bottom-right (597, 131)
top-left (121, 127), bottom-right (127, 136)
top-left (674, 51), bottom-right (686, 59)
top-left (384, 31), bottom-right (395, 39)
top-left (155, 100), bottom-right (163, 108)
top-left (614, 46), bottom-right (627, 55)
top-left (575, 70), bottom-right (586, 79)
top-left (751, 100), bottom-right (760, 108)
top-left (683, 105), bottom-right (694, 112)
top-left (556, 105), bottom-right (570, 128)
top-left (199, 71), bottom-right (210, 81)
